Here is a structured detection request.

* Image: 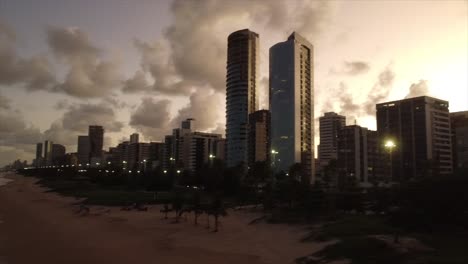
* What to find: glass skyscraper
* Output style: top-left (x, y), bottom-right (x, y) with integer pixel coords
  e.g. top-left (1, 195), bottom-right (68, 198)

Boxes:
top-left (270, 32), bottom-right (315, 184)
top-left (226, 29), bottom-right (259, 168)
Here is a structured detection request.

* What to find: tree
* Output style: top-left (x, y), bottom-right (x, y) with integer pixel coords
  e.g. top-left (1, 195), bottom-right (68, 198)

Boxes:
top-left (210, 195), bottom-right (227, 232)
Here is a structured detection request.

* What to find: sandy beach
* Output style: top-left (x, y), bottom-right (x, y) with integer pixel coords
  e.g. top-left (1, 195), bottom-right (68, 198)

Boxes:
top-left (0, 173), bottom-right (328, 264)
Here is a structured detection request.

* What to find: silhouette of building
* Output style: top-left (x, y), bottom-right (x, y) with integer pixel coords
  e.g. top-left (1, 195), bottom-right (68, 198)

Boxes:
top-left (214, 138), bottom-right (226, 161)
top-left (149, 142), bottom-right (164, 169)
top-left (43, 140), bottom-right (53, 166)
top-left (130, 133), bottom-right (139, 144)
top-left (226, 29), bottom-right (259, 169)
top-left (318, 112), bottom-right (346, 169)
top-left (248, 110), bottom-right (271, 167)
top-left (270, 32), bottom-right (315, 184)
top-left (337, 125), bottom-right (381, 185)
top-left (35, 143), bottom-right (43, 167)
top-left (180, 131), bottom-right (222, 175)
top-left (376, 96), bottom-right (453, 180)
top-left (51, 144), bottom-right (66, 165)
top-left (88, 125), bottom-right (104, 162)
top-left (65, 152), bottom-right (78, 166)
top-left (451, 111), bottom-right (468, 172)
top-left (77, 136), bottom-right (90, 165)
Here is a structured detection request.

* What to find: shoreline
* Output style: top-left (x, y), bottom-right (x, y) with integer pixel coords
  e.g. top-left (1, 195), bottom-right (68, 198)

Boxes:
top-left (0, 173), bottom-right (327, 264)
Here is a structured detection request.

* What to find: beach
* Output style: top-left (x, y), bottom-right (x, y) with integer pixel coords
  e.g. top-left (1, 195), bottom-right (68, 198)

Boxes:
top-left (0, 173), bottom-right (327, 264)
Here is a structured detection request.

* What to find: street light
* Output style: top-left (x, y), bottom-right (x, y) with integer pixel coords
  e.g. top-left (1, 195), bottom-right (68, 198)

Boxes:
top-left (384, 140), bottom-right (396, 180)
top-left (176, 170), bottom-right (181, 174)
top-left (271, 150), bottom-right (279, 167)
top-left (163, 170), bottom-right (167, 174)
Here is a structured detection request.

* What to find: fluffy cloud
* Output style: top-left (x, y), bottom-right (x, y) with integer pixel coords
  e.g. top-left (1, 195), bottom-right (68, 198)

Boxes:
top-left (125, 0), bottom-right (333, 97)
top-left (331, 61), bottom-right (371, 75)
top-left (0, 92), bottom-right (11, 110)
top-left (60, 103), bottom-right (123, 133)
top-left (171, 90), bottom-right (224, 132)
top-left (129, 97), bottom-right (172, 140)
top-left (47, 27), bottom-right (120, 98)
top-left (0, 21), bottom-right (56, 91)
top-left (405, 80), bottom-right (429, 99)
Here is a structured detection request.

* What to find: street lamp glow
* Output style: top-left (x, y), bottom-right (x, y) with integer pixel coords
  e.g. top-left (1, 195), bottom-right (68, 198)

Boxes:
top-left (176, 170), bottom-right (181, 174)
top-left (163, 170), bottom-right (167, 174)
top-left (385, 140), bottom-right (396, 149)
top-left (209, 154), bottom-right (215, 159)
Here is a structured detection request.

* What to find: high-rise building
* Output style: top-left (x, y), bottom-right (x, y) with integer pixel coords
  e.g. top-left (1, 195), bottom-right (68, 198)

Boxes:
top-left (248, 110), bottom-right (271, 167)
top-left (214, 138), bottom-right (226, 161)
top-left (35, 143), bottom-right (43, 167)
top-left (450, 111), bottom-right (468, 172)
top-left (376, 96), bottom-right (453, 180)
top-left (88, 125), bottom-right (104, 161)
top-left (149, 142), bottom-right (164, 169)
top-left (51, 144), bottom-right (66, 165)
top-left (270, 32), bottom-right (315, 184)
top-left (77, 136), bottom-right (90, 165)
top-left (318, 112), bottom-right (346, 168)
top-left (226, 29), bottom-right (259, 168)
top-left (130, 133), bottom-right (139, 144)
top-left (43, 140), bottom-right (53, 166)
top-left (180, 131), bottom-right (222, 175)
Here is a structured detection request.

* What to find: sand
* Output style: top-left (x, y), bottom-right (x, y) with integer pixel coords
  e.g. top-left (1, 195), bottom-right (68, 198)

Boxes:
top-left (0, 172), bottom-right (328, 264)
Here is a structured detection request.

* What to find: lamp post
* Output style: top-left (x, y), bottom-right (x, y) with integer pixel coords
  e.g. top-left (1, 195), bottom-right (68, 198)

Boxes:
top-left (209, 154), bottom-right (215, 167)
top-left (384, 140), bottom-right (396, 181)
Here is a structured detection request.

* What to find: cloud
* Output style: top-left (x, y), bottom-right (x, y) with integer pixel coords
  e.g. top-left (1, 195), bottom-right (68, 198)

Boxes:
top-left (47, 27), bottom-right (120, 98)
top-left (331, 61), bottom-right (370, 75)
top-left (171, 90), bottom-right (224, 132)
top-left (405, 80), bottom-right (429, 99)
top-left (363, 67), bottom-right (395, 115)
top-left (0, 92), bottom-right (11, 110)
top-left (0, 21), bottom-right (57, 91)
top-left (129, 97), bottom-right (172, 140)
top-left (122, 70), bottom-right (151, 93)
top-left (60, 103), bottom-right (124, 133)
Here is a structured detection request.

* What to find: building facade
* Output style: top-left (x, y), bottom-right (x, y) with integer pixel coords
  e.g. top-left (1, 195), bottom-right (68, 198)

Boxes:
top-left (130, 133), bottom-right (139, 144)
top-left (318, 112), bottom-right (346, 168)
top-left (35, 143), bottom-right (43, 167)
top-left (450, 111), bottom-right (468, 172)
top-left (43, 140), bottom-right (53, 166)
top-left (77, 136), bottom-right (90, 165)
top-left (270, 32), bottom-right (315, 184)
top-left (376, 96), bottom-right (453, 180)
top-left (248, 110), bottom-right (271, 167)
top-left (226, 29), bottom-right (259, 168)
top-left (88, 125), bottom-right (104, 162)
top-left (51, 144), bottom-right (66, 165)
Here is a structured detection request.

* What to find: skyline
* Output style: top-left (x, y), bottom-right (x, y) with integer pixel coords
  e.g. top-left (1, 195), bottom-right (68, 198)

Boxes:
top-left (1, 0), bottom-right (467, 166)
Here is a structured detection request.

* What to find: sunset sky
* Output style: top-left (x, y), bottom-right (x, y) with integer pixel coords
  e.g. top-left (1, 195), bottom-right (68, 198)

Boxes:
top-left (0, 0), bottom-right (467, 166)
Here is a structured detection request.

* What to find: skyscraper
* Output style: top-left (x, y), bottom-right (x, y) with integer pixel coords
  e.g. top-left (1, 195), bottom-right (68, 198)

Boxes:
top-left (376, 96), bottom-right (453, 180)
top-left (270, 32), bottom-right (315, 184)
top-left (77, 136), bottom-right (90, 165)
top-left (35, 143), bottom-right (43, 167)
top-left (51, 144), bottom-right (66, 165)
top-left (43, 140), bottom-right (53, 166)
top-left (226, 29), bottom-right (259, 168)
top-left (88, 125), bottom-right (104, 161)
top-left (450, 111), bottom-right (468, 172)
top-left (130, 133), bottom-right (139, 144)
top-left (248, 110), bottom-right (271, 167)
top-left (318, 112), bottom-right (346, 168)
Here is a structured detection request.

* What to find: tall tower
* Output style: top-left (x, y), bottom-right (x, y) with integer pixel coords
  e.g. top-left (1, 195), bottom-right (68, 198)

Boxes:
top-left (226, 29), bottom-right (259, 168)
top-left (43, 140), bottom-right (53, 166)
top-left (270, 32), bottom-right (315, 184)
top-left (319, 112), bottom-right (346, 168)
top-left (88, 125), bottom-right (104, 161)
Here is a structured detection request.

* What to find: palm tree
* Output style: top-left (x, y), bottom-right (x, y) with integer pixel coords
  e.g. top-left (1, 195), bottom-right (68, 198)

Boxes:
top-left (211, 195), bottom-right (227, 232)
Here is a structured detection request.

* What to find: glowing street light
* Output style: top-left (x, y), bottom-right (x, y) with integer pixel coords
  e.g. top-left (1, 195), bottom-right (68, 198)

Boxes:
top-left (163, 170), bottom-right (167, 174)
top-left (176, 170), bottom-right (181, 174)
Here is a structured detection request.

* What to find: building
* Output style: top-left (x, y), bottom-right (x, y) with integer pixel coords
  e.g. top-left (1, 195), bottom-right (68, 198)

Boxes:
top-left (226, 29), bottom-right (259, 168)
top-left (149, 142), bottom-right (164, 169)
top-left (163, 135), bottom-right (175, 170)
top-left (51, 144), bottom-right (66, 165)
top-left (376, 96), bottom-right (453, 180)
top-left (88, 125), bottom-right (104, 162)
top-left (64, 153), bottom-right (78, 166)
top-left (248, 110), bottom-right (271, 167)
top-left (130, 133), bottom-right (139, 144)
top-left (451, 111), bottom-right (468, 172)
top-left (128, 142), bottom-right (151, 170)
top-left (180, 131), bottom-right (222, 175)
top-left (43, 140), bottom-right (53, 166)
top-left (77, 136), bottom-right (90, 165)
top-left (214, 138), bottom-right (226, 161)
top-left (270, 32), bottom-right (315, 184)
top-left (318, 112), bottom-right (346, 168)
top-left (35, 143), bottom-right (43, 167)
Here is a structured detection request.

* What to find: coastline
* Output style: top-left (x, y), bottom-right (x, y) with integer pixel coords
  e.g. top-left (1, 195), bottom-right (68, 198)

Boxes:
top-left (0, 173), bottom-right (328, 264)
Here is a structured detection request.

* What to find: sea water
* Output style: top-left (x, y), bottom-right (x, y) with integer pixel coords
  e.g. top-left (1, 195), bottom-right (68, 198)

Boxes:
top-left (0, 173), bottom-right (13, 187)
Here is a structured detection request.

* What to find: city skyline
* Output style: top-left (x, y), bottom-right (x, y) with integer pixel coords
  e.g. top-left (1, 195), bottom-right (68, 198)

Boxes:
top-left (1, 0), bottom-right (467, 166)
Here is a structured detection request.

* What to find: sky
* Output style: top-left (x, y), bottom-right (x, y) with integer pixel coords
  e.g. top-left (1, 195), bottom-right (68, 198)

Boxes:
top-left (0, 0), bottom-right (467, 166)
